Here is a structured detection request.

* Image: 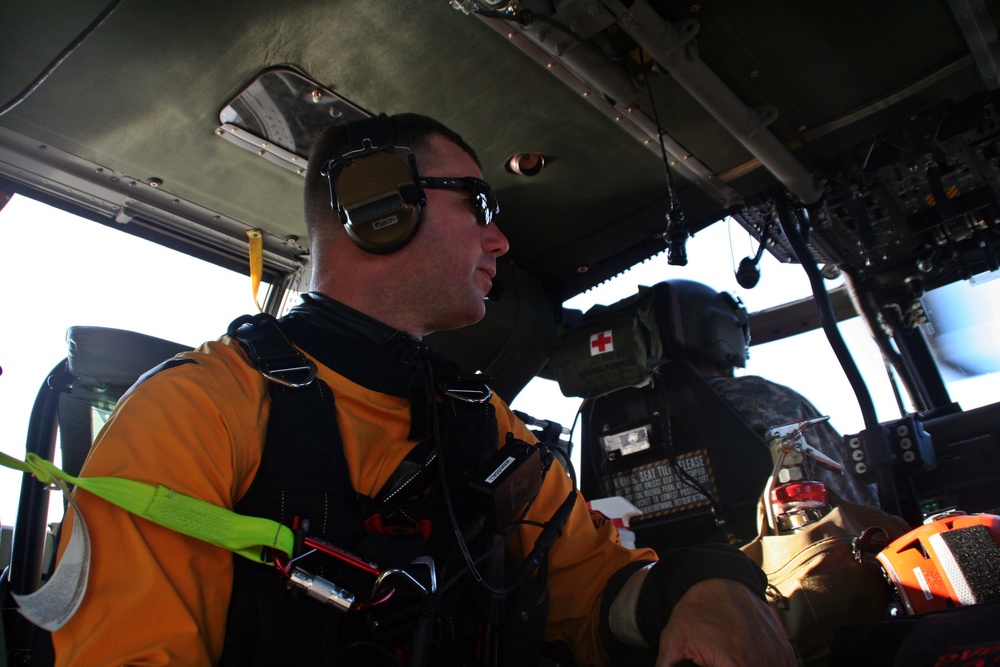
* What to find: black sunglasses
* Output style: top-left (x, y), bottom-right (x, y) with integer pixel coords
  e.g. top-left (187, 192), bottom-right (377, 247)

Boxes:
top-left (418, 176), bottom-right (499, 226)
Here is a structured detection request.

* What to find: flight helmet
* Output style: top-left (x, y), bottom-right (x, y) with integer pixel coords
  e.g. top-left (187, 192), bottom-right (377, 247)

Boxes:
top-left (651, 279), bottom-right (750, 369)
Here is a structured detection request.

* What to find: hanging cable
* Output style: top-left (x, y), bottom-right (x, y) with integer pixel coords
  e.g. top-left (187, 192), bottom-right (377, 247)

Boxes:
top-left (772, 191), bottom-right (901, 515)
top-left (0, 0), bottom-right (123, 118)
top-left (641, 49), bottom-right (689, 266)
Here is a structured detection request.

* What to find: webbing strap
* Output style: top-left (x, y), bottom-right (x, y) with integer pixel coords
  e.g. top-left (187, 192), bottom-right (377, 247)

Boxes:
top-left (0, 450), bottom-right (294, 562)
top-left (247, 229), bottom-right (264, 314)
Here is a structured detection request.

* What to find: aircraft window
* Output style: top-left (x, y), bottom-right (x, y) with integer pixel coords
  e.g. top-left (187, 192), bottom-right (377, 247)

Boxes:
top-left (0, 194), bottom-right (269, 525)
top-left (739, 319), bottom-right (900, 433)
top-left (920, 276), bottom-right (1000, 412)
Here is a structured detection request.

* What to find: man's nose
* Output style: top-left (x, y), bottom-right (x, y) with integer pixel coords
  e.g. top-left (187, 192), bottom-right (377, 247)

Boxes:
top-left (484, 223), bottom-right (509, 257)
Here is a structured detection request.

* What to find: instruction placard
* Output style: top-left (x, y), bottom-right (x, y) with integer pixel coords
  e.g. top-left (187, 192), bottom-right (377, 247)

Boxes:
top-left (604, 450), bottom-right (717, 517)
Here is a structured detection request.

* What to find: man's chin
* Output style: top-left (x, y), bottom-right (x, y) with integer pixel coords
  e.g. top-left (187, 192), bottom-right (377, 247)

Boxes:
top-left (438, 303), bottom-right (487, 333)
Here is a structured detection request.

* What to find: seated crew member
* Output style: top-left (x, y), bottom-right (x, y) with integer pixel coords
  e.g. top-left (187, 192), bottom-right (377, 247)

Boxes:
top-left (51, 114), bottom-right (794, 666)
top-left (654, 279), bottom-right (879, 506)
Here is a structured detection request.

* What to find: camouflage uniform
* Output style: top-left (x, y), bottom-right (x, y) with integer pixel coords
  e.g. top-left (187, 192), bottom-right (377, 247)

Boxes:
top-left (707, 374), bottom-right (880, 506)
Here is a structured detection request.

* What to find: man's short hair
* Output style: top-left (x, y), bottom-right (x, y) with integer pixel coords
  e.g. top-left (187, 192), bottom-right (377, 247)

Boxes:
top-left (303, 113), bottom-right (481, 235)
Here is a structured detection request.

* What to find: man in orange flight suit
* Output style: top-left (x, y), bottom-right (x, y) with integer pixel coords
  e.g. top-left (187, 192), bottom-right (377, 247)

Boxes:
top-left (52, 113), bottom-right (794, 667)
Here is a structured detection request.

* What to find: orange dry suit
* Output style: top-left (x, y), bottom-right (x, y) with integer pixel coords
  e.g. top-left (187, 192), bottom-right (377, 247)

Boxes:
top-left (219, 302), bottom-right (554, 665)
top-left (52, 292), bottom-right (766, 667)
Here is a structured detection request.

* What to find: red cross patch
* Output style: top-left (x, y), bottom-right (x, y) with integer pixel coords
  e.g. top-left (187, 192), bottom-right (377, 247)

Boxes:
top-left (590, 330), bottom-right (614, 356)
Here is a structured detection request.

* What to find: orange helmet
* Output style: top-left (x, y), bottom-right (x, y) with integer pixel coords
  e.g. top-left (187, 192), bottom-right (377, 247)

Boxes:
top-left (876, 511), bottom-right (1000, 616)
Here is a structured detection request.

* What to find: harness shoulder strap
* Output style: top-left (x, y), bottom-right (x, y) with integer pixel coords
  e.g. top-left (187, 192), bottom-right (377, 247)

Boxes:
top-left (222, 313), bottom-right (364, 667)
top-left (222, 312), bottom-right (548, 666)
top-left (227, 312), bottom-right (358, 528)
top-left (228, 313), bottom-right (317, 388)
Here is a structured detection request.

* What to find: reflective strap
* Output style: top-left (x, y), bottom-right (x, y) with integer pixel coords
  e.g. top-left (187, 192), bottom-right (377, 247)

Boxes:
top-left (609, 562), bottom-right (654, 649)
top-left (247, 228), bottom-right (264, 313)
top-left (13, 479), bottom-right (91, 631)
top-left (1, 450), bottom-right (294, 562)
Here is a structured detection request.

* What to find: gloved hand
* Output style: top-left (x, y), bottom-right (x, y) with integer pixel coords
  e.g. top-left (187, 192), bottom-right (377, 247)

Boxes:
top-left (656, 578), bottom-right (795, 667)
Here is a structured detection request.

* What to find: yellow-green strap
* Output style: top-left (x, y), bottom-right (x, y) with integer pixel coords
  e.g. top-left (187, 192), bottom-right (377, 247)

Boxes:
top-left (1, 450), bottom-right (294, 563)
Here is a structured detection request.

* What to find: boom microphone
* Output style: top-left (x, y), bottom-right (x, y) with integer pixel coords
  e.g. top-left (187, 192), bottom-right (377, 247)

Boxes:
top-left (736, 213), bottom-right (773, 289)
top-left (486, 277), bottom-right (505, 301)
top-left (735, 256), bottom-right (761, 289)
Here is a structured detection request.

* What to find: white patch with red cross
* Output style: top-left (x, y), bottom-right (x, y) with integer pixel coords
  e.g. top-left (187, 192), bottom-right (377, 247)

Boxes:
top-left (590, 330), bottom-right (614, 356)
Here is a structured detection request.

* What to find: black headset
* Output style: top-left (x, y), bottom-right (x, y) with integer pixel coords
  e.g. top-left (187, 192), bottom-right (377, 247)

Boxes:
top-left (321, 114), bottom-right (427, 254)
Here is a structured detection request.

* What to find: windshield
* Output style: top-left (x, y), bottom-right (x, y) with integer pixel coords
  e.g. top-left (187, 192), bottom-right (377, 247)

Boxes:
top-left (920, 276), bottom-right (1000, 409)
top-left (511, 218), bottom-right (1000, 475)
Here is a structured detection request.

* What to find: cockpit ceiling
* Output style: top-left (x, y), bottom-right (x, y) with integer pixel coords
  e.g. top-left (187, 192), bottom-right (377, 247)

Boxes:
top-left (1, 1), bottom-right (998, 300)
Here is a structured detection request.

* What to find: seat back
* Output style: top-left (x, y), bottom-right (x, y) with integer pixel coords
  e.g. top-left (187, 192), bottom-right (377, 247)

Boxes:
top-left (579, 360), bottom-right (772, 551)
top-left (550, 283), bottom-right (771, 550)
top-left (2, 326), bottom-right (189, 666)
top-left (58, 327), bottom-right (192, 478)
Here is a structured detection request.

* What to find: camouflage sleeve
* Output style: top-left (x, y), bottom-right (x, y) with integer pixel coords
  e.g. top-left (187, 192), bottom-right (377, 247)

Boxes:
top-left (708, 375), bottom-right (880, 506)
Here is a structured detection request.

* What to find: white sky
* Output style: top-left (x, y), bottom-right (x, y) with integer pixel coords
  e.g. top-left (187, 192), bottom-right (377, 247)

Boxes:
top-left (0, 195), bottom-right (253, 526)
top-left (2, 193), bottom-right (997, 529)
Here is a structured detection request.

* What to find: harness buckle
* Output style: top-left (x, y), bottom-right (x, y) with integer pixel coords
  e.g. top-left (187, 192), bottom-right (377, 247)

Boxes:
top-left (373, 555), bottom-right (438, 599)
top-left (439, 375), bottom-right (493, 404)
top-left (260, 360), bottom-right (317, 388)
top-left (228, 313), bottom-right (318, 388)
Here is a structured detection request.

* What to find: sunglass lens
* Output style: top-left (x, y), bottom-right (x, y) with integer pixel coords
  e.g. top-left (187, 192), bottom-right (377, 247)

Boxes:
top-left (471, 181), bottom-right (498, 225)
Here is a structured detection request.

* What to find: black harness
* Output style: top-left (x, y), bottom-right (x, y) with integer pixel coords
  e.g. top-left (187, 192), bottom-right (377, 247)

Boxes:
top-left (217, 300), bottom-right (550, 667)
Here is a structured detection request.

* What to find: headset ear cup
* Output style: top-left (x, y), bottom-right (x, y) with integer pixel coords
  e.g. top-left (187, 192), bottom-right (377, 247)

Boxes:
top-left (336, 151), bottom-right (422, 254)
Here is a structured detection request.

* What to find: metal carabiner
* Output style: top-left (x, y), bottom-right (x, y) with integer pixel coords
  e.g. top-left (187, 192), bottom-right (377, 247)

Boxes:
top-left (273, 536), bottom-right (396, 613)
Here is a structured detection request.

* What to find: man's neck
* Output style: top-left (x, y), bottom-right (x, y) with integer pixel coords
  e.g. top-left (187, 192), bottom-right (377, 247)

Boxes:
top-left (309, 280), bottom-right (426, 339)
